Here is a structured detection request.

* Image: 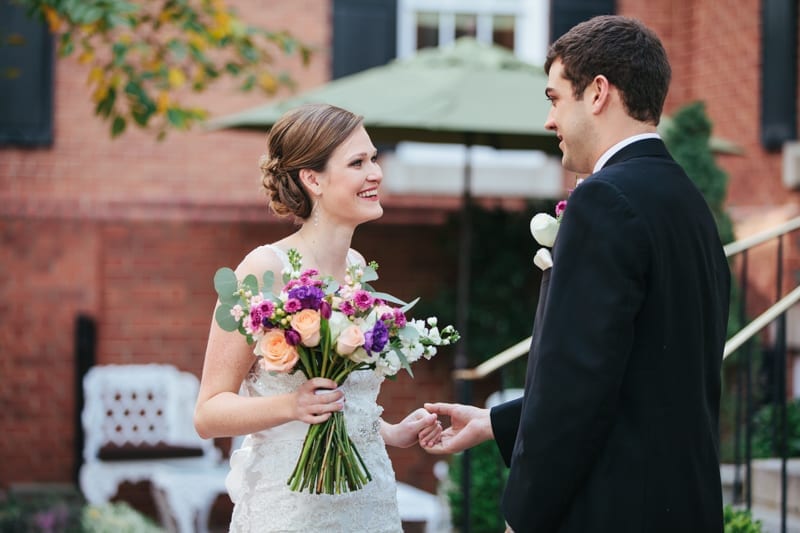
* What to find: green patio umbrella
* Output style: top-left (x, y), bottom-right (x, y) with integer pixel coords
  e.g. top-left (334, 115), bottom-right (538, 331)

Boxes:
top-left (209, 38), bottom-right (558, 152)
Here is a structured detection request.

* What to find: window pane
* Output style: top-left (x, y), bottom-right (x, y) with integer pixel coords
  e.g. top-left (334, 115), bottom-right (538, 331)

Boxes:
top-left (492, 14), bottom-right (515, 50)
top-left (416, 11), bottom-right (438, 50)
top-left (455, 13), bottom-right (477, 39)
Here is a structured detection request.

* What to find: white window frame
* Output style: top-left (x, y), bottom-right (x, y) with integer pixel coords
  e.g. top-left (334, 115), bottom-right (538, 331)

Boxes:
top-left (391, 0), bottom-right (559, 199)
top-left (397, 0), bottom-right (549, 66)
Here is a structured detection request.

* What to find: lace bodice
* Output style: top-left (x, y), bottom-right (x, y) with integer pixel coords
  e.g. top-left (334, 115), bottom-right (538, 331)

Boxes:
top-left (226, 366), bottom-right (402, 533)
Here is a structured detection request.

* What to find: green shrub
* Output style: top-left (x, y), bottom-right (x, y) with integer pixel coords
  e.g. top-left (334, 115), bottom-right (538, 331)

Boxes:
top-left (724, 505), bottom-right (763, 533)
top-left (0, 493), bottom-right (163, 533)
top-left (751, 398), bottom-right (800, 458)
top-left (81, 502), bottom-right (164, 533)
top-left (447, 441), bottom-right (508, 533)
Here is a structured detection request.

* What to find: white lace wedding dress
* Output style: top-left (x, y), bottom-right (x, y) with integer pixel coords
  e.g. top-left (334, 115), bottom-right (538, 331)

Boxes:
top-left (225, 245), bottom-right (402, 533)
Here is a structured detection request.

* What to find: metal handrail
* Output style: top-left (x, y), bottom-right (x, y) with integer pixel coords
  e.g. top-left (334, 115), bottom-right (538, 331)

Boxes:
top-left (454, 216), bottom-right (800, 381)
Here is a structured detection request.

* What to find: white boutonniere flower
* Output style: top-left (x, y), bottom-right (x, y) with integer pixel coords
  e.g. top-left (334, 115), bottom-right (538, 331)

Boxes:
top-left (530, 213), bottom-right (559, 248)
top-left (530, 177), bottom-right (583, 271)
top-left (533, 248), bottom-right (553, 271)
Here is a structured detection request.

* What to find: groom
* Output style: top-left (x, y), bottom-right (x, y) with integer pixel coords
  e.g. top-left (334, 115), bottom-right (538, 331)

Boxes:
top-left (423, 15), bottom-right (731, 533)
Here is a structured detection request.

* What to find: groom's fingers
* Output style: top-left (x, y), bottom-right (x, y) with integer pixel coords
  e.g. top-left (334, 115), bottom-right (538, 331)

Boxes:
top-left (424, 402), bottom-right (456, 418)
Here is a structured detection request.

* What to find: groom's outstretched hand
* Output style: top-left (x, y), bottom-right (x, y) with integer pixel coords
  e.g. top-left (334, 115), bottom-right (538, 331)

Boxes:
top-left (421, 402), bottom-right (494, 454)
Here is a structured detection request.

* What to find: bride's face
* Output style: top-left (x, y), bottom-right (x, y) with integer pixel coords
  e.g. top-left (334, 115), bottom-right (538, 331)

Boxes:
top-left (316, 126), bottom-right (383, 226)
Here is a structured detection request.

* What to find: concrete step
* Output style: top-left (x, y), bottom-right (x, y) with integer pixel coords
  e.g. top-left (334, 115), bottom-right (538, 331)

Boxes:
top-left (722, 459), bottom-right (800, 533)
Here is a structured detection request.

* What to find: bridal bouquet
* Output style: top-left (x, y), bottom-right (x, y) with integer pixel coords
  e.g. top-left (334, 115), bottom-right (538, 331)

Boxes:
top-left (213, 249), bottom-right (459, 494)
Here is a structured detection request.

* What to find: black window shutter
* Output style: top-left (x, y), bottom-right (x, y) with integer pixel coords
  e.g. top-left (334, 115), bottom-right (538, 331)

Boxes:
top-left (0, 0), bottom-right (54, 146)
top-left (550, 0), bottom-right (616, 43)
top-left (761, 0), bottom-right (797, 151)
top-left (332, 0), bottom-right (397, 79)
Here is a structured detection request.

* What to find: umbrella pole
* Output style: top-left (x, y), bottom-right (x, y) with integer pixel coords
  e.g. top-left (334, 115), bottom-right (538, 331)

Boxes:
top-left (455, 138), bottom-right (473, 533)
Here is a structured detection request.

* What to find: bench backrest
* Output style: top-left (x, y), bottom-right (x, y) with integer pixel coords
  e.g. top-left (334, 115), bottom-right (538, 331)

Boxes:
top-left (82, 363), bottom-right (216, 462)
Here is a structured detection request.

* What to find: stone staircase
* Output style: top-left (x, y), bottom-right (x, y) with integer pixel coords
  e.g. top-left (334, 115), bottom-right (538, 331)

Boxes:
top-left (722, 459), bottom-right (800, 533)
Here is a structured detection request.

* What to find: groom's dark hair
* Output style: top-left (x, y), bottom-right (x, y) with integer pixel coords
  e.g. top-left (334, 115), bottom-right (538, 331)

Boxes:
top-left (544, 15), bottom-right (671, 126)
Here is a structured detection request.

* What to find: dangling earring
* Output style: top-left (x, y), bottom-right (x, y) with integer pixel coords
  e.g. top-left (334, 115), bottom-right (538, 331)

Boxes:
top-left (313, 201), bottom-right (319, 227)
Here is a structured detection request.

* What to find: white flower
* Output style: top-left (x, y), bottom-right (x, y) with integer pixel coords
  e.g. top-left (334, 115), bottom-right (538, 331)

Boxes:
top-left (403, 342), bottom-right (424, 363)
top-left (375, 352), bottom-right (401, 377)
top-left (349, 347), bottom-right (375, 365)
top-left (533, 248), bottom-right (553, 271)
top-left (530, 213), bottom-right (559, 247)
top-left (423, 346), bottom-right (437, 360)
top-left (426, 317), bottom-right (438, 327)
top-left (327, 310), bottom-right (350, 341)
top-left (426, 327), bottom-right (442, 344)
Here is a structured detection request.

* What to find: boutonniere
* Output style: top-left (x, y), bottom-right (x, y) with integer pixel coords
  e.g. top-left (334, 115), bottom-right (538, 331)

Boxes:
top-left (530, 178), bottom-right (583, 271)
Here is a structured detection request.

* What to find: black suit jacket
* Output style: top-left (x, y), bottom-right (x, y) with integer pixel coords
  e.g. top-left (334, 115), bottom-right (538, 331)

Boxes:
top-left (491, 139), bottom-right (730, 533)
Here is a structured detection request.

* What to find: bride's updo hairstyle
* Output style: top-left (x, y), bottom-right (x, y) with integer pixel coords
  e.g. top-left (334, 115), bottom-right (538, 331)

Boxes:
top-left (260, 103), bottom-right (364, 219)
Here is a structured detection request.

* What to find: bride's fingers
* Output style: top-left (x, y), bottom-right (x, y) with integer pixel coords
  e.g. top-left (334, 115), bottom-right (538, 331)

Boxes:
top-left (419, 420), bottom-right (443, 447)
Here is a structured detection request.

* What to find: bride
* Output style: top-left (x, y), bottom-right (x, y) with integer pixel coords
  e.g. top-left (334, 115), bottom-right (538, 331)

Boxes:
top-left (194, 103), bottom-right (442, 532)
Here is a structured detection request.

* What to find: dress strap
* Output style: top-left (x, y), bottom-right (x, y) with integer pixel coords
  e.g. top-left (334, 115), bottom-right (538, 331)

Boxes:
top-left (262, 244), bottom-right (292, 272)
top-left (346, 248), bottom-right (360, 267)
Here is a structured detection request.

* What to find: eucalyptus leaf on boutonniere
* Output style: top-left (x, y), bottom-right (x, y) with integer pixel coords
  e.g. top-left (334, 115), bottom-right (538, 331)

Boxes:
top-left (530, 177), bottom-right (584, 271)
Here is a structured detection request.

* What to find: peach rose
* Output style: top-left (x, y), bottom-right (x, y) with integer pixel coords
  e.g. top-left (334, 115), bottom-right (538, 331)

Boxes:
top-left (290, 309), bottom-right (321, 347)
top-left (256, 330), bottom-right (299, 373)
top-left (336, 325), bottom-right (365, 356)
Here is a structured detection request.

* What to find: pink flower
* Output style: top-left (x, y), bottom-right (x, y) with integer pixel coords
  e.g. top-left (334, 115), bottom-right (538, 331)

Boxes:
top-left (353, 290), bottom-right (374, 310)
top-left (291, 309), bottom-right (322, 347)
top-left (555, 199), bottom-right (567, 218)
top-left (256, 330), bottom-right (299, 373)
top-left (339, 300), bottom-right (355, 316)
top-left (336, 325), bottom-right (365, 356)
top-left (393, 308), bottom-right (407, 328)
top-left (284, 298), bottom-right (302, 313)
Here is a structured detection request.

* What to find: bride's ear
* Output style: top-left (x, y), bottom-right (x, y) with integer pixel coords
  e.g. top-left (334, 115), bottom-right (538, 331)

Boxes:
top-left (299, 168), bottom-right (322, 196)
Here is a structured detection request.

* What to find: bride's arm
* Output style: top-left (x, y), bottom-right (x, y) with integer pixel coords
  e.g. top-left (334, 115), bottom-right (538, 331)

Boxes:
top-left (379, 409), bottom-right (443, 448)
top-left (193, 250), bottom-right (343, 439)
top-left (193, 318), bottom-right (344, 439)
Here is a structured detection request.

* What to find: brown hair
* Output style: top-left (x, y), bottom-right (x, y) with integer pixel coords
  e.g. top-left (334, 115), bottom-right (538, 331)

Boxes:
top-left (259, 103), bottom-right (364, 218)
top-left (544, 15), bottom-right (671, 125)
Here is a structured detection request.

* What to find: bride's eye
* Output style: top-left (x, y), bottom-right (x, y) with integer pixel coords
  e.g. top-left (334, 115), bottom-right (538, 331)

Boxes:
top-left (350, 159), bottom-right (363, 168)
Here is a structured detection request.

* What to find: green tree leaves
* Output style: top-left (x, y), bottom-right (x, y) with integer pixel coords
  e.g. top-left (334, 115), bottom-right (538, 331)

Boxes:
top-left (15, 0), bottom-right (312, 139)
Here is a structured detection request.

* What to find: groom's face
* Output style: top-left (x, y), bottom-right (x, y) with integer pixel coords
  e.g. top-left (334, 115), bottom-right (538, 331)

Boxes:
top-left (544, 59), bottom-right (596, 174)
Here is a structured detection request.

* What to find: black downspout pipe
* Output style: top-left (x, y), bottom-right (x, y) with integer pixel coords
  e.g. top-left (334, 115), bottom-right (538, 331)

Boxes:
top-left (73, 314), bottom-right (96, 485)
top-left (456, 135), bottom-right (474, 533)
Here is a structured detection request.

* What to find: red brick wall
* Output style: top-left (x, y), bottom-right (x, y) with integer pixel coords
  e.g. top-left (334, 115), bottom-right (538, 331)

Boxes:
top-left (0, 0), bottom-right (460, 498)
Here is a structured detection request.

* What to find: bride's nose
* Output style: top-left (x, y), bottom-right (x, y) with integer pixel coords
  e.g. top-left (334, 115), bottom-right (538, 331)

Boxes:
top-left (367, 164), bottom-right (382, 184)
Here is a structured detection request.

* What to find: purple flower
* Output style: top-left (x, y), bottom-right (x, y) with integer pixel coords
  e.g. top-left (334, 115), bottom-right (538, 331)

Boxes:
top-left (284, 298), bottom-right (302, 313)
top-left (353, 290), bottom-right (375, 311)
top-left (288, 285), bottom-right (325, 310)
top-left (284, 329), bottom-right (301, 346)
top-left (319, 300), bottom-right (332, 319)
top-left (364, 321), bottom-right (389, 354)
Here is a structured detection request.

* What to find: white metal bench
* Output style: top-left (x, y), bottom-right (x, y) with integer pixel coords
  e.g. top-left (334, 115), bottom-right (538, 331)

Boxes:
top-left (79, 363), bottom-right (221, 508)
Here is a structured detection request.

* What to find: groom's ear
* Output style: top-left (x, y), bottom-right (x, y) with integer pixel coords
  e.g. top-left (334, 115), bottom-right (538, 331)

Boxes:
top-left (588, 74), bottom-right (612, 115)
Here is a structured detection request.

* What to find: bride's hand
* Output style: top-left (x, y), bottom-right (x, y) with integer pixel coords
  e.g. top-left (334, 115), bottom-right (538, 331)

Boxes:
top-left (292, 377), bottom-right (344, 424)
top-left (383, 408), bottom-right (442, 448)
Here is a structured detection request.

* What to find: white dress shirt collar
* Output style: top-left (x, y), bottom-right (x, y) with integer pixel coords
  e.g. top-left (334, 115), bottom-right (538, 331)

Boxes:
top-left (592, 133), bottom-right (662, 173)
